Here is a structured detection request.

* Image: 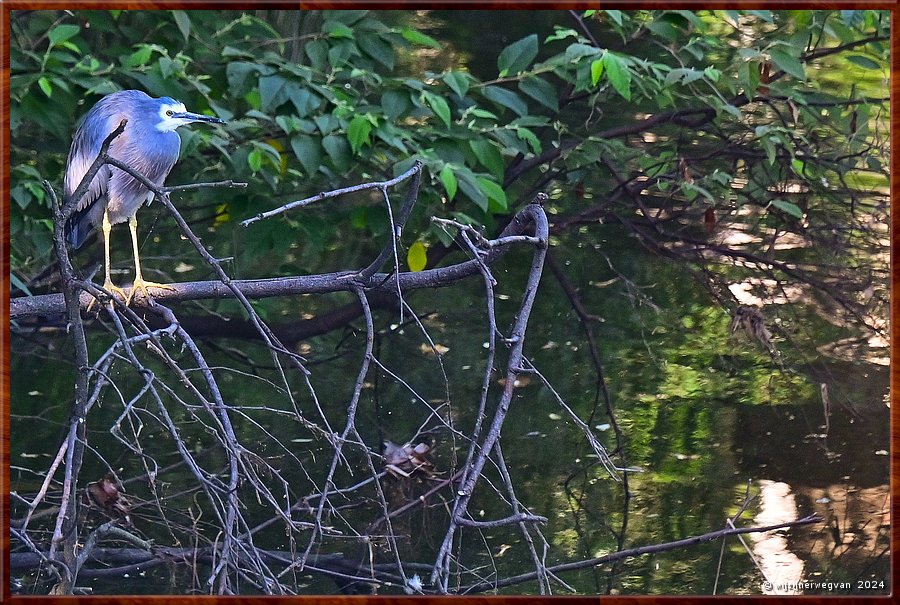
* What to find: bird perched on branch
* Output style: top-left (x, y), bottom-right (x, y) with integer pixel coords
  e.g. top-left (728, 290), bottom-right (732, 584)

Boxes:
top-left (63, 89), bottom-right (224, 303)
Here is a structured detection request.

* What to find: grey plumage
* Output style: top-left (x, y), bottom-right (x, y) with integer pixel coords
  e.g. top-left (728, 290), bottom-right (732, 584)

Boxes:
top-left (62, 89), bottom-right (224, 301)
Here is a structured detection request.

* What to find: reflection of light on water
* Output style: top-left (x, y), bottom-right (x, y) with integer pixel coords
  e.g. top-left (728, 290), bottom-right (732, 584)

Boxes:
top-left (751, 480), bottom-right (804, 595)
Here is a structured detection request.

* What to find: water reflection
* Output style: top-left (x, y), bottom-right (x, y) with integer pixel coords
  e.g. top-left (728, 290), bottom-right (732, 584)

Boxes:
top-left (751, 480), bottom-right (804, 595)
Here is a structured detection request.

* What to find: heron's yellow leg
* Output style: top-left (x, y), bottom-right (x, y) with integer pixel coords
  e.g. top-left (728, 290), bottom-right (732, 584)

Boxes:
top-left (100, 209), bottom-right (128, 300)
top-left (125, 214), bottom-right (175, 305)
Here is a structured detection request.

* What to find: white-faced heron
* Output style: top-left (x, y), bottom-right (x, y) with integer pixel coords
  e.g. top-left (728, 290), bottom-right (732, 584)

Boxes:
top-left (64, 89), bottom-right (224, 303)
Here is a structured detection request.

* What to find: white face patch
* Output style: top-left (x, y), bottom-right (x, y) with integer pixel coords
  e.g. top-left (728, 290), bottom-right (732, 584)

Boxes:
top-left (156, 102), bottom-right (189, 132)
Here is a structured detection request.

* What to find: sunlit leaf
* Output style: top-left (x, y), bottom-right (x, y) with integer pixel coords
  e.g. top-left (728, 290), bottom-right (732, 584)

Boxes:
top-left (401, 28), bottom-right (441, 49)
top-left (476, 177), bottom-right (507, 211)
top-left (37, 77), bottom-right (52, 98)
top-left (440, 164), bottom-right (457, 201)
top-left (407, 241), bottom-right (428, 272)
top-left (590, 58), bottom-right (604, 86)
top-left (347, 115), bottom-right (373, 153)
top-left (603, 52), bottom-right (632, 100)
top-left (247, 148), bottom-right (262, 173)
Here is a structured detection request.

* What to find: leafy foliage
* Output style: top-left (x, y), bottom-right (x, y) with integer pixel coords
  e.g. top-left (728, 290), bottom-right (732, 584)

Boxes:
top-left (11, 9), bottom-right (889, 330)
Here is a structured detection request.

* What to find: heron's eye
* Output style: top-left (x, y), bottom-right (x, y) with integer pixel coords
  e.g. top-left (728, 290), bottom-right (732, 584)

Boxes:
top-left (166, 110), bottom-right (174, 117)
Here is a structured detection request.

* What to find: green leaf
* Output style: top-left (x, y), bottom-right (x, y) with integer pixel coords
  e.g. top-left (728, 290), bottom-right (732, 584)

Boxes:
top-left (565, 43), bottom-right (601, 61)
top-left (324, 21), bottom-right (354, 39)
top-left (10, 185), bottom-right (29, 210)
top-left (468, 108), bottom-right (498, 120)
top-left (469, 139), bottom-right (505, 181)
top-left (739, 60), bottom-right (760, 96)
top-left (770, 199), bottom-right (803, 219)
top-left (840, 10), bottom-right (864, 28)
top-left (510, 115), bottom-right (550, 127)
top-left (515, 126), bottom-right (541, 153)
top-left (590, 59), bottom-right (604, 86)
top-left (259, 74), bottom-right (290, 111)
top-left (289, 87), bottom-right (321, 117)
top-left (37, 77), bottom-right (52, 98)
top-left (482, 86), bottom-right (528, 116)
top-left (603, 53), bottom-right (632, 100)
top-left (322, 134), bottom-right (351, 171)
top-left (401, 28), bottom-right (441, 49)
top-left (407, 241), bottom-right (428, 272)
top-left (226, 61), bottom-right (263, 96)
top-left (328, 10), bottom-right (368, 26)
top-left (443, 71), bottom-right (470, 99)
top-left (381, 90), bottom-right (410, 119)
top-left (305, 39), bottom-right (328, 71)
top-left (846, 55), bottom-right (881, 70)
top-left (276, 115), bottom-right (298, 134)
top-left (646, 20), bottom-right (679, 42)
top-left (58, 41), bottom-right (81, 54)
top-left (456, 168), bottom-right (488, 211)
top-left (770, 49), bottom-right (805, 80)
top-left (440, 164), bottom-right (458, 201)
top-left (545, 27), bottom-right (579, 43)
top-left (760, 137), bottom-right (776, 165)
top-left (518, 76), bottom-right (558, 112)
top-left (125, 45), bottom-right (153, 67)
top-left (375, 123), bottom-right (408, 153)
top-left (158, 56), bottom-right (175, 79)
top-left (48, 24), bottom-right (80, 47)
top-left (351, 206), bottom-right (368, 229)
top-left (247, 148), bottom-right (263, 173)
top-left (291, 135), bottom-right (322, 177)
top-left (172, 10), bottom-right (190, 41)
top-left (10, 272), bottom-right (32, 296)
top-left (665, 67), bottom-right (704, 86)
top-left (358, 33), bottom-right (395, 70)
top-left (682, 183), bottom-right (714, 202)
top-left (476, 177), bottom-right (507, 212)
top-left (423, 91), bottom-right (451, 127)
top-left (720, 102), bottom-right (742, 119)
top-left (497, 34), bottom-right (538, 77)
top-left (347, 115), bottom-right (373, 153)
top-left (314, 114), bottom-right (339, 135)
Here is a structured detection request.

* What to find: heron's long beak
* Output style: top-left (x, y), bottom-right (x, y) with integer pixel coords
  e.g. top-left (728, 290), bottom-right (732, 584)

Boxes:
top-left (174, 111), bottom-right (225, 125)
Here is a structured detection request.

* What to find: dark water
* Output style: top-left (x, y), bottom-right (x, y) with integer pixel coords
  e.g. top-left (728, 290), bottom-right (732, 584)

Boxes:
top-left (10, 231), bottom-right (889, 595)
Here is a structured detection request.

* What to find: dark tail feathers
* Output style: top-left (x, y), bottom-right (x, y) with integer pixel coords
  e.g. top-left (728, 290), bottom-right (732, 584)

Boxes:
top-left (65, 204), bottom-right (95, 249)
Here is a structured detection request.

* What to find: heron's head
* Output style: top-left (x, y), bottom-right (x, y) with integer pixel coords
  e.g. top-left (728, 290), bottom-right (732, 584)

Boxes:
top-left (154, 97), bottom-right (225, 132)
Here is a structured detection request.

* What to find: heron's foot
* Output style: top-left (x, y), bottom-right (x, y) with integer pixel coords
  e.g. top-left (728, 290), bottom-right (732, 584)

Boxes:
top-left (101, 280), bottom-right (130, 302)
top-left (85, 280), bottom-right (128, 312)
top-left (126, 279), bottom-right (176, 305)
